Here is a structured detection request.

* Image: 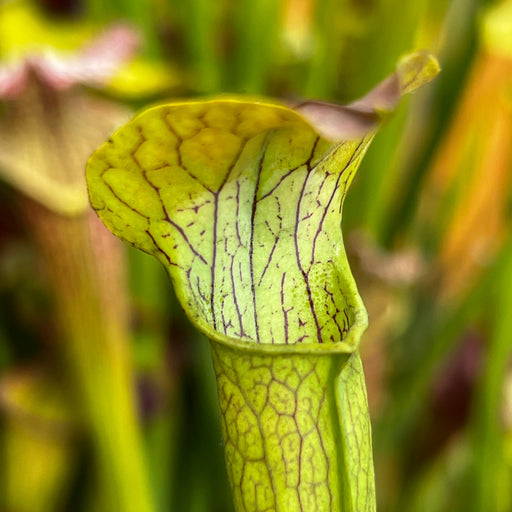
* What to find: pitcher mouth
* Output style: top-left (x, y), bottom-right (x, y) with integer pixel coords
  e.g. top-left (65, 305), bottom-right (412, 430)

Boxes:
top-left (86, 54), bottom-right (438, 358)
top-left (177, 273), bottom-right (368, 357)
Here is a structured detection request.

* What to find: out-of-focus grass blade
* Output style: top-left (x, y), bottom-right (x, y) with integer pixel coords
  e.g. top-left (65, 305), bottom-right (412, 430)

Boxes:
top-left (176, 0), bottom-right (222, 93)
top-left (402, 435), bottom-right (471, 512)
top-left (380, 0), bottom-right (482, 246)
top-left (303, 0), bottom-right (344, 99)
top-left (116, 0), bottom-right (163, 58)
top-left (342, 0), bottom-right (434, 236)
top-left (470, 234), bottom-right (512, 512)
top-left (376, 234), bottom-right (512, 451)
top-left (128, 248), bottom-right (177, 512)
top-left (229, 0), bottom-right (284, 93)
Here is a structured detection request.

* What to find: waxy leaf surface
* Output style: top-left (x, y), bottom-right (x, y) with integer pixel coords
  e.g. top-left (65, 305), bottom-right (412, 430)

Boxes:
top-left (86, 52), bottom-right (438, 512)
top-left (87, 99), bottom-right (369, 347)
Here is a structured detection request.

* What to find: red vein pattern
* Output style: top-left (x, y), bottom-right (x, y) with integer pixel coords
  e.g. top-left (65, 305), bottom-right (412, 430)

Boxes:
top-left (87, 56), bottom-right (439, 511)
top-left (212, 343), bottom-right (343, 511)
top-left (87, 98), bottom-right (377, 512)
top-left (87, 100), bottom-right (370, 346)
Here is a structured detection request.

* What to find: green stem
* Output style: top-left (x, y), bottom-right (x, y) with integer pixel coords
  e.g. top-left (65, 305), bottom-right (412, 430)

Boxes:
top-left (128, 248), bottom-right (181, 511)
top-left (24, 202), bottom-right (154, 512)
top-left (471, 236), bottom-right (512, 512)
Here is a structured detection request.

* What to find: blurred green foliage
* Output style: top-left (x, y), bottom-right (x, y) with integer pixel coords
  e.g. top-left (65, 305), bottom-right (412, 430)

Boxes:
top-left (0, 0), bottom-right (511, 511)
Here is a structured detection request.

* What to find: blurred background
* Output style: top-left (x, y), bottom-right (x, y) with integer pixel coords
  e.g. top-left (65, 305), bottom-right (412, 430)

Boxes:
top-left (0, 0), bottom-right (511, 511)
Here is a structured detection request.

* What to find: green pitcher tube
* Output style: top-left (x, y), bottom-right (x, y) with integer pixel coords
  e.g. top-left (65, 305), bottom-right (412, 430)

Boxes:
top-left (210, 343), bottom-right (374, 512)
top-left (86, 52), bottom-right (439, 512)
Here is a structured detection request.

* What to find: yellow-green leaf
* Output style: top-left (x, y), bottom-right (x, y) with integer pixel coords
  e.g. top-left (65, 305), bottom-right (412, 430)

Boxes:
top-left (87, 98), bottom-right (370, 348)
top-left (86, 51), bottom-right (438, 512)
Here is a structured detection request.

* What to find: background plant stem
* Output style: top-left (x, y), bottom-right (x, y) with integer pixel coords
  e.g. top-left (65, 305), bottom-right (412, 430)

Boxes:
top-left (23, 202), bottom-right (154, 512)
top-left (470, 235), bottom-right (512, 512)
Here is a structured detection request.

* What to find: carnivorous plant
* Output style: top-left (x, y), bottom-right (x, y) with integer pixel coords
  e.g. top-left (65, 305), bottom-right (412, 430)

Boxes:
top-left (86, 52), bottom-right (438, 512)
